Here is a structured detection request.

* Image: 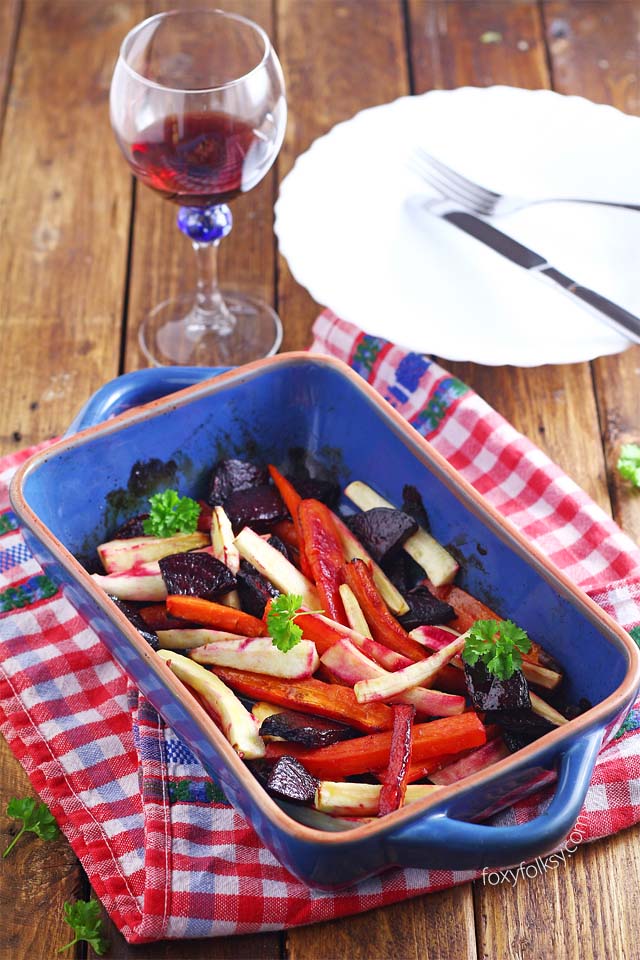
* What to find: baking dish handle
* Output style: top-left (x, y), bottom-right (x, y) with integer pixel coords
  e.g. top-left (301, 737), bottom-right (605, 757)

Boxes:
top-left (386, 728), bottom-right (602, 871)
top-left (65, 366), bottom-right (229, 436)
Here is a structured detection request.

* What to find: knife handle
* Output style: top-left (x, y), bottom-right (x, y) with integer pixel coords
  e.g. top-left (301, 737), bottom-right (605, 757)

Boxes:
top-left (541, 267), bottom-right (640, 345)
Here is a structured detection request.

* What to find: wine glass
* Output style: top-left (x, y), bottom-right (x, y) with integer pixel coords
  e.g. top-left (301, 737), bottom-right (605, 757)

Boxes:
top-left (110, 9), bottom-right (286, 366)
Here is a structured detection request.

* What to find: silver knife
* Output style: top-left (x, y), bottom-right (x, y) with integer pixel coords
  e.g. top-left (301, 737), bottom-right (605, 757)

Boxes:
top-left (440, 209), bottom-right (640, 345)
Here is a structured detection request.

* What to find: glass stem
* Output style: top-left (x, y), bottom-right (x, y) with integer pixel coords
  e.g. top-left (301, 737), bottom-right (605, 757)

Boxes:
top-left (191, 240), bottom-right (235, 334)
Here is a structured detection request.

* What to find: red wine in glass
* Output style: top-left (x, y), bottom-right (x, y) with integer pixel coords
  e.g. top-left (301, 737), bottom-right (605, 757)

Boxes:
top-left (129, 111), bottom-right (259, 207)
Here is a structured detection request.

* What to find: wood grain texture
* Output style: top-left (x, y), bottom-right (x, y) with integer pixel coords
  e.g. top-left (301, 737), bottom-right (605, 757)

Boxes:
top-left (407, 0), bottom-right (610, 512)
top-left (0, 0), bottom-right (20, 134)
top-left (0, 0), bottom-right (138, 454)
top-left (543, 0), bottom-right (640, 542)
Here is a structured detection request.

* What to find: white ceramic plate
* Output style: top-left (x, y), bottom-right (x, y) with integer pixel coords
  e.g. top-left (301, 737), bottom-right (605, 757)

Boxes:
top-left (275, 87), bottom-right (640, 366)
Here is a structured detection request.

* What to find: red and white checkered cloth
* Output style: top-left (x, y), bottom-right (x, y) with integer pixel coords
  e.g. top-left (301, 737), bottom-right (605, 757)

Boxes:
top-left (1, 310), bottom-right (640, 942)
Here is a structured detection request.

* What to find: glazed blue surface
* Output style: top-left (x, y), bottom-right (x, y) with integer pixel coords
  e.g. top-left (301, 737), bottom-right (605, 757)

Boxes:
top-left (11, 358), bottom-right (638, 885)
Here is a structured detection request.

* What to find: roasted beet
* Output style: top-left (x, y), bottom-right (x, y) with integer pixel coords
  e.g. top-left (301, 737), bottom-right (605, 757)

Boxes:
top-left (398, 585), bottom-right (455, 630)
top-left (259, 709), bottom-right (358, 747)
top-left (485, 709), bottom-right (553, 731)
top-left (208, 459), bottom-right (269, 506)
top-left (249, 756), bottom-right (318, 804)
top-left (464, 660), bottom-right (531, 713)
top-left (346, 508), bottom-right (417, 563)
top-left (502, 719), bottom-right (555, 752)
top-left (402, 484), bottom-right (430, 531)
top-left (267, 534), bottom-right (291, 562)
top-left (225, 484), bottom-right (288, 533)
top-left (289, 476), bottom-right (340, 509)
top-left (112, 514), bottom-right (149, 539)
top-left (108, 595), bottom-right (159, 650)
top-left (158, 552), bottom-right (236, 600)
top-left (236, 559), bottom-right (279, 618)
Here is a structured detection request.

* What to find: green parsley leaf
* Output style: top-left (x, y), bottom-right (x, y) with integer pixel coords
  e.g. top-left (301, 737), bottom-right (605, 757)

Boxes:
top-left (267, 594), bottom-right (305, 652)
top-left (462, 618), bottom-right (531, 681)
top-left (2, 797), bottom-right (60, 858)
top-left (142, 489), bottom-right (201, 538)
top-left (617, 443), bottom-right (640, 488)
top-left (58, 899), bottom-right (109, 956)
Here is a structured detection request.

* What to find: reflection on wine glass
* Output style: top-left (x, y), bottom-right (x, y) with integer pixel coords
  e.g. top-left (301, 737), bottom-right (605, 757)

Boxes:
top-left (110, 9), bottom-right (286, 366)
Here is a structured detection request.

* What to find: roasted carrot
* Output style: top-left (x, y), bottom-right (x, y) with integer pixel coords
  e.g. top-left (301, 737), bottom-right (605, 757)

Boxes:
top-left (427, 582), bottom-right (558, 670)
top-left (268, 465), bottom-right (313, 578)
top-left (212, 666), bottom-right (393, 732)
top-left (401, 723), bottom-right (501, 783)
top-left (298, 499), bottom-right (348, 624)
top-left (378, 705), bottom-right (414, 816)
top-left (166, 596), bottom-right (267, 636)
top-left (264, 712), bottom-right (487, 780)
top-left (342, 559), bottom-right (427, 662)
top-left (139, 604), bottom-right (199, 631)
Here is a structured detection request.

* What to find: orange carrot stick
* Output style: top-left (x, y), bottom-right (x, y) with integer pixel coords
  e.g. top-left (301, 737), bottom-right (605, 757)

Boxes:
top-left (166, 595), bottom-right (266, 637)
top-left (268, 465), bottom-right (313, 579)
top-left (212, 666), bottom-right (392, 733)
top-left (298, 499), bottom-right (347, 624)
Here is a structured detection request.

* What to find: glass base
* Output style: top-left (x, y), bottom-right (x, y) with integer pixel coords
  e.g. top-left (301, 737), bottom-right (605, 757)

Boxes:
top-left (139, 291), bottom-right (283, 367)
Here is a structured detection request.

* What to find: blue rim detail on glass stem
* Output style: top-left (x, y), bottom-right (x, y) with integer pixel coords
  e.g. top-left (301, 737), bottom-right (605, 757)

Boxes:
top-left (177, 204), bottom-right (233, 243)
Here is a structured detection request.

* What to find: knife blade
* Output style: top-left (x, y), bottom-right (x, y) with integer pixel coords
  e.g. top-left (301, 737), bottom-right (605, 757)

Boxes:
top-left (441, 210), bottom-right (640, 345)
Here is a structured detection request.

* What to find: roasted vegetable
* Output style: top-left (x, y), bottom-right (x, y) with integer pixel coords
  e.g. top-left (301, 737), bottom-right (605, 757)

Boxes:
top-left (112, 514), bottom-right (149, 539)
top-left (378, 705), bottom-right (415, 816)
top-left (298, 499), bottom-right (347, 624)
top-left (191, 636), bottom-right (319, 679)
top-left (464, 659), bottom-right (531, 713)
top-left (314, 781), bottom-right (438, 817)
top-left (236, 559), bottom-right (280, 618)
top-left (250, 756), bottom-right (318, 804)
top-left (107, 595), bottom-right (159, 650)
top-left (235, 527), bottom-right (320, 609)
top-left (345, 508), bottom-right (417, 563)
top-left (158, 551), bottom-right (237, 600)
top-left (98, 532), bottom-right (208, 575)
top-left (398, 585), bottom-right (456, 631)
top-left (258, 709), bottom-right (358, 747)
top-left (166, 595), bottom-right (267, 636)
top-left (225, 484), bottom-right (288, 534)
top-left (208, 458), bottom-right (268, 506)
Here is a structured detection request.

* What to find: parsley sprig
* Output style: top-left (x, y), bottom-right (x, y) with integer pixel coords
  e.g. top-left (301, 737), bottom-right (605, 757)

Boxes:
top-left (267, 594), bottom-right (323, 652)
top-left (142, 489), bottom-right (201, 538)
top-left (58, 899), bottom-right (109, 956)
top-left (462, 619), bottom-right (531, 681)
top-left (2, 797), bottom-right (60, 858)
top-left (617, 443), bottom-right (640, 488)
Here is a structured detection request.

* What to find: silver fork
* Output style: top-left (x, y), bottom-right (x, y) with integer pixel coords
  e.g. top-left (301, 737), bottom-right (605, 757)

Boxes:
top-left (410, 148), bottom-right (640, 216)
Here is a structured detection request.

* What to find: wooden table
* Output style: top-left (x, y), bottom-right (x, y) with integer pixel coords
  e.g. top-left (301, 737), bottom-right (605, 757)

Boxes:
top-left (1, 1), bottom-right (639, 957)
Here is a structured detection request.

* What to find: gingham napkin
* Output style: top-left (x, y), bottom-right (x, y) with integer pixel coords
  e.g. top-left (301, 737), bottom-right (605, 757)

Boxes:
top-left (1, 311), bottom-right (640, 943)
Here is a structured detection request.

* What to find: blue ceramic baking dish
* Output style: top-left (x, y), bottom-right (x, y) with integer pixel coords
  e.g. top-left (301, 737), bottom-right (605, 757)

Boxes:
top-left (10, 354), bottom-right (640, 887)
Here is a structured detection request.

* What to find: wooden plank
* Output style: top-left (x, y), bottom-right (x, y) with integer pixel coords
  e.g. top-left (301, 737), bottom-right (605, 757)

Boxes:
top-left (277, 3), bottom-right (475, 960)
top-left (0, 0), bottom-right (20, 133)
top-left (407, 0), bottom-right (610, 512)
top-left (0, 2), bottom-right (142, 957)
top-left (123, 0), bottom-right (280, 371)
top-left (543, 0), bottom-right (640, 541)
top-left (0, 0), bottom-right (138, 454)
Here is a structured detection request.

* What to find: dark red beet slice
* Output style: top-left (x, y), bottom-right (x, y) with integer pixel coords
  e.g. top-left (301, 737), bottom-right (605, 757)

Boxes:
top-left (259, 709), bottom-right (358, 747)
top-left (112, 514), bottom-right (150, 539)
top-left (249, 756), bottom-right (318, 804)
top-left (208, 459), bottom-right (269, 506)
top-left (398, 585), bottom-right (455, 630)
top-left (225, 484), bottom-right (288, 533)
top-left (158, 552), bottom-right (236, 600)
top-left (346, 508), bottom-right (417, 563)
top-left (464, 660), bottom-right (531, 713)
top-left (402, 484), bottom-right (430, 531)
top-left (502, 724), bottom-right (553, 752)
top-left (108, 595), bottom-right (159, 650)
top-left (236, 559), bottom-right (279, 618)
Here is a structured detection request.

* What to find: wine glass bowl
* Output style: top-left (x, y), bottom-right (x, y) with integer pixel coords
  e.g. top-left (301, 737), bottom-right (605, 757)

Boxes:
top-left (110, 9), bottom-right (286, 366)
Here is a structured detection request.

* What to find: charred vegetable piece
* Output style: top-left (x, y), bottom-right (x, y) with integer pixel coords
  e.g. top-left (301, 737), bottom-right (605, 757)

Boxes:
top-left (464, 659), bottom-right (531, 713)
top-left (249, 756), bottom-right (318, 804)
top-left (158, 552), bottom-right (237, 600)
top-left (502, 721), bottom-right (555, 753)
top-left (108, 595), bottom-right (159, 650)
top-left (259, 709), bottom-right (358, 747)
top-left (485, 708), bottom-right (554, 732)
top-left (290, 476), bottom-right (340, 509)
top-left (346, 508), bottom-right (418, 563)
top-left (402, 484), bottom-right (430, 531)
top-left (267, 534), bottom-right (291, 562)
top-left (378, 704), bottom-right (415, 816)
top-left (236, 559), bottom-right (280, 618)
top-left (225, 484), bottom-right (288, 534)
top-left (398, 585), bottom-right (456, 630)
top-left (112, 514), bottom-right (150, 539)
top-left (298, 499), bottom-right (347, 624)
top-left (208, 459), bottom-right (269, 506)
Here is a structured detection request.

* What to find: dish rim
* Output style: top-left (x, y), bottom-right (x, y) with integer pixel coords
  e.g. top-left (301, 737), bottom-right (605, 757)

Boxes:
top-left (10, 351), bottom-right (640, 846)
